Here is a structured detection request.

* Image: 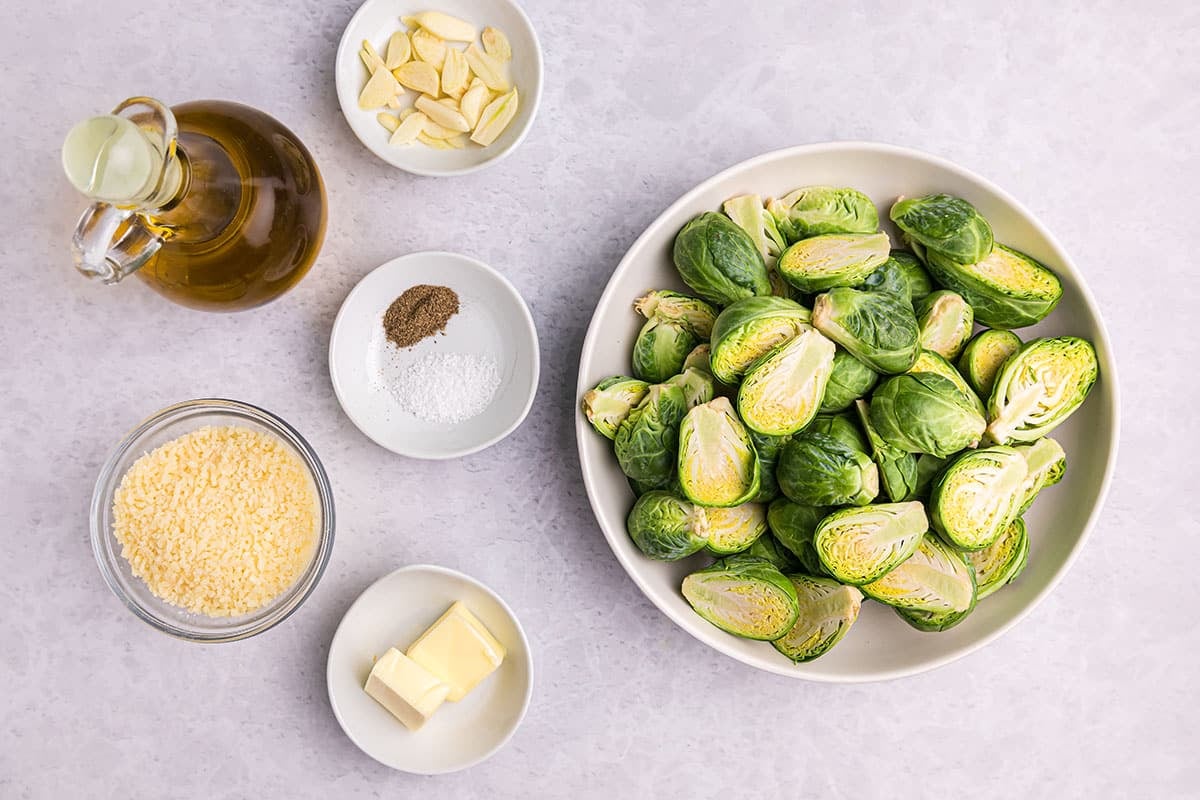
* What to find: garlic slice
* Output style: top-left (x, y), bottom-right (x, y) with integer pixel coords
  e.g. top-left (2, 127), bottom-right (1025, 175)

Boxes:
top-left (392, 60), bottom-right (440, 96)
top-left (416, 94), bottom-right (470, 133)
top-left (459, 81), bottom-right (490, 129)
top-left (384, 30), bottom-right (412, 69)
top-left (359, 67), bottom-right (401, 109)
top-left (441, 48), bottom-right (470, 99)
top-left (470, 88), bottom-right (519, 146)
top-left (481, 27), bottom-right (511, 61)
top-left (410, 28), bottom-right (447, 66)
top-left (464, 43), bottom-right (510, 92)
top-left (403, 11), bottom-right (477, 42)
top-left (377, 113), bottom-right (400, 133)
top-left (390, 111), bottom-right (428, 145)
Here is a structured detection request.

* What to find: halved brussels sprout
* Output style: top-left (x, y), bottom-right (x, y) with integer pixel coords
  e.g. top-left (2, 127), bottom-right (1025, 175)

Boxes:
top-left (806, 411), bottom-right (869, 454)
top-left (704, 502), bottom-right (768, 555)
top-left (767, 186), bottom-right (880, 241)
top-left (860, 250), bottom-right (933, 304)
top-left (634, 290), bottom-right (718, 339)
top-left (614, 384), bottom-right (688, 489)
top-left (812, 501), bottom-right (928, 585)
top-left (908, 350), bottom-right (986, 417)
top-left (869, 372), bottom-right (987, 457)
top-left (673, 212), bottom-right (773, 306)
top-left (811, 287), bottom-right (921, 374)
top-left (819, 349), bottom-right (879, 413)
top-left (582, 376), bottom-right (650, 439)
top-left (738, 327), bottom-right (836, 436)
top-left (749, 429), bottom-right (787, 503)
top-left (778, 232), bottom-right (891, 293)
top-left (665, 365), bottom-right (715, 409)
top-left (766, 499), bottom-right (828, 576)
top-left (958, 329), bottom-right (1022, 398)
top-left (860, 534), bottom-right (976, 613)
top-left (855, 399), bottom-right (919, 503)
top-left (632, 316), bottom-right (697, 383)
top-left (778, 431), bottom-right (879, 508)
top-left (930, 446), bottom-right (1028, 550)
top-left (772, 576), bottom-right (863, 662)
top-left (746, 533), bottom-right (802, 572)
top-left (681, 554), bottom-right (800, 640)
top-left (890, 194), bottom-right (994, 266)
top-left (987, 337), bottom-right (1099, 444)
top-left (915, 290), bottom-right (974, 362)
top-left (723, 194), bottom-right (787, 265)
top-left (627, 490), bottom-right (708, 560)
top-left (925, 244), bottom-right (1062, 329)
top-left (1013, 437), bottom-right (1066, 513)
top-left (677, 397), bottom-right (761, 507)
top-left (708, 296), bottom-right (812, 384)
top-left (967, 517), bottom-right (1028, 600)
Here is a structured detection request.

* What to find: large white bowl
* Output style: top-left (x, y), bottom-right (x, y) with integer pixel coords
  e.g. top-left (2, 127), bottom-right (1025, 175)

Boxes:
top-left (575, 143), bottom-right (1120, 682)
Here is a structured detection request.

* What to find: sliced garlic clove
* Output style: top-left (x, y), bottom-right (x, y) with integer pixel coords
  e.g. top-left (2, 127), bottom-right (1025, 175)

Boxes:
top-left (359, 67), bottom-right (401, 110)
top-left (417, 131), bottom-right (454, 150)
top-left (361, 45), bottom-right (387, 74)
top-left (392, 60), bottom-right (440, 96)
top-left (384, 30), bottom-right (412, 69)
top-left (410, 28), bottom-right (447, 66)
top-left (416, 94), bottom-right (471, 133)
top-left (406, 11), bottom-right (477, 42)
top-left (481, 27), bottom-right (512, 61)
top-left (390, 111), bottom-right (427, 145)
top-left (459, 82), bottom-right (490, 129)
top-left (464, 43), bottom-right (510, 92)
top-left (377, 112), bottom-right (400, 133)
top-left (386, 94), bottom-right (405, 110)
top-left (441, 47), bottom-right (470, 99)
top-left (470, 88), bottom-right (519, 146)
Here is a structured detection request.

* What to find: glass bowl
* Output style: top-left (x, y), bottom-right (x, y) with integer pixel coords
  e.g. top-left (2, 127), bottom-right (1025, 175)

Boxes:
top-left (90, 399), bottom-right (336, 642)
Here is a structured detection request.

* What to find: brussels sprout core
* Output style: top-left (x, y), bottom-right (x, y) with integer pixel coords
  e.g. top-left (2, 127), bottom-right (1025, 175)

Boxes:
top-left (930, 446), bottom-right (1028, 550)
top-left (915, 290), bottom-right (974, 361)
top-left (812, 501), bottom-right (928, 585)
top-left (861, 535), bottom-right (976, 613)
top-left (704, 503), bottom-right (768, 555)
top-left (677, 397), bottom-right (761, 507)
top-left (583, 375), bottom-right (650, 439)
top-left (682, 555), bottom-right (800, 640)
top-left (986, 337), bottom-right (1098, 444)
top-left (738, 327), bottom-right (836, 436)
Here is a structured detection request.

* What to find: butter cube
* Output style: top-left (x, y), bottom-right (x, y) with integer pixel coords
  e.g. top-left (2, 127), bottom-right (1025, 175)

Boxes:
top-left (406, 602), bottom-right (505, 702)
top-left (363, 647), bottom-right (450, 731)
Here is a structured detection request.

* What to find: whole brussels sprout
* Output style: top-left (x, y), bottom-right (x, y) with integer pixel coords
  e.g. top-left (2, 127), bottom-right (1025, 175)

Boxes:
top-left (855, 399), bottom-right (919, 503)
top-left (631, 316), bottom-right (697, 383)
top-left (677, 397), bottom-right (761, 507)
top-left (723, 194), bottom-right (787, 265)
top-left (766, 186), bottom-right (880, 241)
top-left (708, 296), bottom-right (811, 383)
top-left (925, 244), bottom-right (1063, 329)
top-left (812, 501), bottom-right (928, 585)
top-left (966, 517), bottom-right (1029, 600)
top-left (869, 372), bottom-right (987, 457)
top-left (778, 431), bottom-right (878, 508)
top-left (681, 554), bottom-right (800, 640)
top-left (860, 250), bottom-right (933, 304)
top-left (766, 499), bottom-right (828, 575)
top-left (860, 534), bottom-right (976, 614)
top-left (986, 337), bottom-right (1098, 445)
top-left (908, 350), bottom-right (986, 417)
top-left (704, 502), bottom-right (769, 555)
top-left (819, 349), bottom-right (879, 413)
top-left (772, 576), bottom-right (863, 662)
top-left (749, 429), bottom-right (788, 503)
top-left (890, 193), bottom-right (994, 266)
top-left (958, 329), bottom-right (1022, 398)
top-left (634, 290), bottom-right (718, 339)
top-left (614, 384), bottom-right (688, 490)
top-left (738, 327), bottom-right (836, 436)
top-left (1013, 437), bottom-right (1066, 513)
top-left (915, 290), bottom-right (974, 362)
top-left (806, 411), bottom-right (869, 454)
top-left (811, 287), bottom-right (921, 374)
top-left (664, 365), bottom-right (715, 409)
top-left (746, 533), bottom-right (802, 572)
top-left (582, 376), bottom-right (650, 439)
top-left (673, 212), bottom-right (772, 306)
top-left (930, 446), bottom-right (1028, 550)
top-left (778, 232), bottom-right (891, 293)
top-left (627, 491), bottom-right (708, 560)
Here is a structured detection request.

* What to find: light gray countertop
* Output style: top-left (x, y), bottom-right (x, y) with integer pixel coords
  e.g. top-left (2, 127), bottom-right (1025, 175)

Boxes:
top-left (2, 0), bottom-right (1196, 796)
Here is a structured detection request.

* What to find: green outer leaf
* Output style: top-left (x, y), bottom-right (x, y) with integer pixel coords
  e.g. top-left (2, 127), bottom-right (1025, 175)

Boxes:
top-left (766, 499), bottom-right (829, 576)
top-left (778, 232), bottom-right (891, 293)
top-left (869, 372), bottom-right (986, 457)
top-left (895, 600), bottom-right (975, 632)
top-left (914, 290), bottom-right (974, 362)
top-left (631, 316), bottom-right (697, 383)
top-left (708, 296), bottom-right (811, 384)
top-left (890, 193), bottom-right (994, 266)
top-left (913, 454), bottom-right (948, 499)
top-left (723, 194), bottom-right (787, 263)
top-left (737, 327), bottom-right (836, 436)
top-left (672, 212), bottom-right (773, 306)
top-left (966, 517), bottom-right (1029, 599)
top-left (664, 366), bottom-right (715, 409)
top-left (908, 350), bottom-right (986, 417)
top-left (582, 375), bottom-right (650, 439)
top-left (767, 185), bottom-right (880, 241)
top-left (860, 250), bottom-right (933, 304)
top-left (812, 501), bottom-right (928, 585)
top-left (811, 287), bottom-right (921, 374)
top-left (633, 290), bottom-right (718, 338)
top-left (806, 411), bottom-right (869, 454)
top-left (677, 397), bottom-right (761, 507)
top-left (861, 534), bottom-right (976, 613)
top-left (681, 554), bottom-right (800, 640)
top-left (749, 429), bottom-right (788, 503)
top-left (958, 329), bottom-right (1022, 398)
top-left (614, 384), bottom-right (688, 489)
top-left (930, 446), bottom-right (1028, 550)
top-left (855, 399), bottom-right (920, 502)
top-left (772, 576), bottom-right (863, 662)
top-left (925, 244), bottom-right (1063, 330)
top-left (703, 503), bottom-right (768, 555)
top-left (777, 431), bottom-right (879, 507)
top-left (746, 533), bottom-right (802, 572)
top-left (626, 491), bottom-right (707, 560)
top-left (986, 337), bottom-right (1099, 444)
top-left (819, 349), bottom-right (879, 413)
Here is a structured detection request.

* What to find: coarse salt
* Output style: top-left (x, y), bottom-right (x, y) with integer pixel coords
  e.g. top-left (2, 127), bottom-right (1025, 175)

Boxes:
top-left (391, 352), bottom-right (500, 424)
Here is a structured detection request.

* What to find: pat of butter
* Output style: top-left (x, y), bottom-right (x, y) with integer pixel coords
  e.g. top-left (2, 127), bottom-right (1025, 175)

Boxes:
top-left (363, 647), bottom-right (450, 731)
top-left (406, 602), bottom-right (505, 702)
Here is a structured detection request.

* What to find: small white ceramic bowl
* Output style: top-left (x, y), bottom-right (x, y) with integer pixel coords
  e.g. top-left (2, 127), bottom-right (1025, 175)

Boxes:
top-left (327, 564), bottom-right (533, 774)
top-left (329, 250), bottom-right (539, 459)
top-left (335, 0), bottom-right (543, 176)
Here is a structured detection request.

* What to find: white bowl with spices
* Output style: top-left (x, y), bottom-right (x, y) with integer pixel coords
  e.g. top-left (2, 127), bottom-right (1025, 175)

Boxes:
top-left (329, 250), bottom-right (539, 459)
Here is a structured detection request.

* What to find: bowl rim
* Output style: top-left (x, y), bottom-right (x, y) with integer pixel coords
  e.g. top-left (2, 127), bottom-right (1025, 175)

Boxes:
top-left (325, 563), bottom-right (535, 774)
top-left (90, 398), bottom-right (337, 643)
top-left (334, 0), bottom-right (545, 177)
top-left (574, 140), bottom-right (1121, 682)
top-left (328, 249), bottom-right (541, 460)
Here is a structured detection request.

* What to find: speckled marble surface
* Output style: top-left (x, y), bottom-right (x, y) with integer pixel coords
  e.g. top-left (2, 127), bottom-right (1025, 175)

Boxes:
top-left (2, 1), bottom-right (1197, 796)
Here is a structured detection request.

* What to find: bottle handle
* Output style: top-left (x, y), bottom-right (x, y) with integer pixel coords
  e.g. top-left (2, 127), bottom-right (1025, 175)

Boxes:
top-left (71, 203), bottom-right (163, 283)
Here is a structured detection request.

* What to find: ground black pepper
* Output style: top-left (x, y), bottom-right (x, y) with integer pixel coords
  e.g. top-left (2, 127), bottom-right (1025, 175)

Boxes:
top-left (383, 285), bottom-right (460, 348)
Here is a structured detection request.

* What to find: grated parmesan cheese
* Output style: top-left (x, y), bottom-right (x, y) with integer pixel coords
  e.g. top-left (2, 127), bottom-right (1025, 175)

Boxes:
top-left (112, 425), bottom-right (319, 617)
